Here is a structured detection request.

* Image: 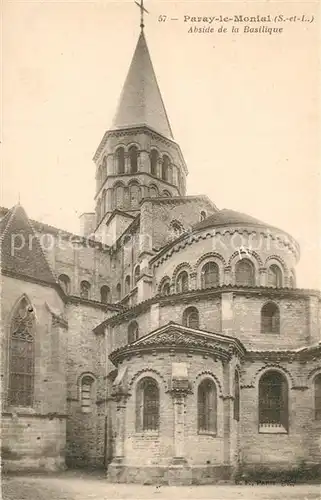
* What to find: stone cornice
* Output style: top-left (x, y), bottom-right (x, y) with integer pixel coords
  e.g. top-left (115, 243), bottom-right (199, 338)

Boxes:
top-left (67, 294), bottom-right (123, 312)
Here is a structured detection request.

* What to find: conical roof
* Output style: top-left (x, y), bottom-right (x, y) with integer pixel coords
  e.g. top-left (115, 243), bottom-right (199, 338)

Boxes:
top-left (112, 31), bottom-right (173, 139)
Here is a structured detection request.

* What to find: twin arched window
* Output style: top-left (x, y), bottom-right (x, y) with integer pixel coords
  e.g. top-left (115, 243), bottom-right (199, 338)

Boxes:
top-left (176, 270), bottom-right (189, 294)
top-left (80, 280), bottom-right (91, 299)
top-left (314, 374), bottom-right (321, 420)
top-left (201, 262), bottom-right (219, 288)
top-left (81, 375), bottom-right (95, 413)
top-left (58, 274), bottom-right (70, 295)
top-left (198, 379), bottom-right (217, 433)
top-left (100, 285), bottom-right (111, 304)
top-left (259, 370), bottom-right (288, 431)
top-left (8, 297), bottom-right (35, 407)
top-left (261, 302), bottom-right (280, 334)
top-left (136, 377), bottom-right (160, 432)
top-left (235, 259), bottom-right (255, 286)
top-left (182, 306), bottom-right (199, 329)
top-left (128, 321), bottom-right (139, 344)
top-left (268, 264), bottom-right (282, 287)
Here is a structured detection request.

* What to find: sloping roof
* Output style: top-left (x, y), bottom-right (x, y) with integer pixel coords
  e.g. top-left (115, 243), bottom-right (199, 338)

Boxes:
top-left (112, 31), bottom-right (173, 139)
top-left (0, 204), bottom-right (57, 285)
top-left (193, 209), bottom-right (275, 232)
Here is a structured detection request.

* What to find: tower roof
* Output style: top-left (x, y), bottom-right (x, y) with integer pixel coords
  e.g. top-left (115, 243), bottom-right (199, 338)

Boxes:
top-left (112, 31), bottom-right (174, 139)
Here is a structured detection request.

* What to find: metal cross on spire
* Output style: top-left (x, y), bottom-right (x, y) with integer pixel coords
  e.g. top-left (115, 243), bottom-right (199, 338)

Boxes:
top-left (134, 0), bottom-right (149, 30)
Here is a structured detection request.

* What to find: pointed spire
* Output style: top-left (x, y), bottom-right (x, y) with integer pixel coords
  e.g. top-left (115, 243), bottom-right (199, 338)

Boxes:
top-left (112, 31), bottom-right (174, 139)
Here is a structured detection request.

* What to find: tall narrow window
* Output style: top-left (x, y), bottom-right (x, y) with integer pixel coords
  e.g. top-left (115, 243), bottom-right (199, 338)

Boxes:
top-left (314, 374), bottom-right (321, 420)
top-left (200, 211), bottom-right (207, 221)
top-left (81, 375), bottom-right (95, 413)
top-left (100, 285), bottom-right (111, 303)
top-left (268, 264), bottom-right (282, 287)
top-left (261, 302), bottom-right (280, 334)
top-left (162, 155), bottom-right (170, 181)
top-left (58, 274), bottom-right (70, 294)
top-left (176, 271), bottom-right (189, 293)
top-left (259, 371), bottom-right (288, 431)
top-left (150, 149), bottom-right (159, 176)
top-left (8, 297), bottom-right (35, 407)
top-left (234, 371), bottom-right (240, 421)
top-left (116, 283), bottom-right (121, 301)
top-left (124, 275), bottom-right (131, 296)
top-left (115, 147), bottom-right (125, 174)
top-left (128, 321), bottom-right (139, 344)
top-left (101, 190), bottom-right (106, 216)
top-left (201, 262), bottom-right (219, 288)
top-left (161, 280), bottom-right (170, 296)
top-left (235, 259), bottom-right (255, 286)
top-left (198, 379), bottom-right (217, 433)
top-left (129, 146), bottom-right (138, 173)
top-left (136, 377), bottom-right (160, 431)
top-left (80, 280), bottom-right (91, 299)
top-left (182, 306), bottom-right (199, 329)
top-left (134, 266), bottom-right (140, 285)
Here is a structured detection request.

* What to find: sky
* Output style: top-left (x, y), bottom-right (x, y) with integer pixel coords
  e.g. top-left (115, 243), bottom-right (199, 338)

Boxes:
top-left (2, 0), bottom-right (320, 289)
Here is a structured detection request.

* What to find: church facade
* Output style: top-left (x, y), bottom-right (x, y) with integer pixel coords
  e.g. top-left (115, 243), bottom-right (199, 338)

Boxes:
top-left (1, 27), bottom-right (321, 485)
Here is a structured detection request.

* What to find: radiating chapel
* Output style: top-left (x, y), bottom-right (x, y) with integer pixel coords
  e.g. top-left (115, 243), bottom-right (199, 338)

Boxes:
top-left (1, 16), bottom-right (321, 485)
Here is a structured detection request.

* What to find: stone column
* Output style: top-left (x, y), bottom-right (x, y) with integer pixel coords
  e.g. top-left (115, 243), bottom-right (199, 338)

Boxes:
top-left (113, 395), bottom-right (127, 462)
top-left (172, 392), bottom-right (187, 463)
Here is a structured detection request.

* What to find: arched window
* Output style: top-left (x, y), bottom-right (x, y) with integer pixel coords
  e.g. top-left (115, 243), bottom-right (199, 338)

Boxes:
top-left (58, 274), bottom-right (70, 294)
top-left (150, 149), bottom-right (159, 176)
top-left (128, 321), bottom-right (139, 344)
top-left (129, 183), bottom-right (141, 208)
top-left (161, 280), bottom-right (171, 296)
top-left (162, 155), bottom-right (170, 181)
top-left (259, 371), bottom-right (288, 431)
top-left (149, 185), bottom-right (158, 198)
top-left (198, 379), bottom-right (217, 433)
top-left (163, 190), bottom-right (171, 197)
top-left (129, 145), bottom-right (138, 173)
top-left (81, 375), bottom-right (95, 413)
top-left (116, 283), bottom-right (121, 301)
top-left (102, 156), bottom-right (107, 179)
top-left (176, 270), bottom-right (189, 293)
top-left (268, 264), bottom-right (282, 287)
top-left (261, 302), bottom-right (280, 334)
top-left (8, 297), bottom-right (35, 407)
top-left (80, 280), bottom-right (91, 299)
top-left (134, 266), bottom-right (140, 285)
top-left (314, 374), bottom-right (321, 420)
top-left (124, 275), bottom-right (131, 296)
top-left (171, 221), bottom-right (184, 238)
top-left (115, 147), bottom-right (125, 174)
top-left (201, 262), bottom-right (219, 288)
top-left (100, 285), bottom-right (111, 303)
top-left (200, 210), bottom-right (207, 221)
top-left (235, 259), bottom-right (255, 286)
top-left (182, 306), bottom-right (199, 329)
top-left (234, 371), bottom-right (240, 421)
top-left (136, 377), bottom-right (159, 431)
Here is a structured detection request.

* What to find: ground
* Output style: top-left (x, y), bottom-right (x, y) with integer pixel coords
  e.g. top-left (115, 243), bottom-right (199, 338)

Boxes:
top-left (2, 473), bottom-right (320, 500)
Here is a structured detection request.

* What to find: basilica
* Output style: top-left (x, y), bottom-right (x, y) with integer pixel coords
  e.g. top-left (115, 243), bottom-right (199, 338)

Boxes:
top-left (1, 22), bottom-right (321, 485)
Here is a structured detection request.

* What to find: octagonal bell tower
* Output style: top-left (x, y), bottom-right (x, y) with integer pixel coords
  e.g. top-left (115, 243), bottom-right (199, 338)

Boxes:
top-left (92, 28), bottom-right (188, 242)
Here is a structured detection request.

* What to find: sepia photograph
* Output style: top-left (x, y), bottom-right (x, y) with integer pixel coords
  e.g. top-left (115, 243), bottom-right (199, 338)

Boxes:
top-left (1, 0), bottom-right (320, 498)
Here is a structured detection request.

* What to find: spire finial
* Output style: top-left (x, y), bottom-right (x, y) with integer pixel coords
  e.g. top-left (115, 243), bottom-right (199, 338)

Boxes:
top-left (134, 0), bottom-right (149, 30)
